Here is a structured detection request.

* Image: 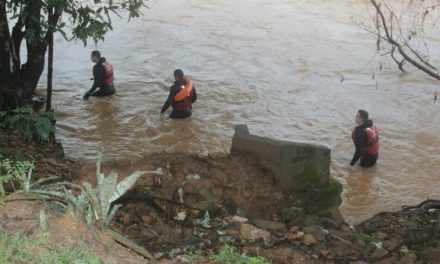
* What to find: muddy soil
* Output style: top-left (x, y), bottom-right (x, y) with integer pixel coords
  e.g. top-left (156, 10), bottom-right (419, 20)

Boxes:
top-left (0, 128), bottom-right (76, 182)
top-left (72, 153), bottom-right (297, 255)
top-left (0, 194), bottom-right (148, 264)
top-left (1, 128), bottom-right (440, 264)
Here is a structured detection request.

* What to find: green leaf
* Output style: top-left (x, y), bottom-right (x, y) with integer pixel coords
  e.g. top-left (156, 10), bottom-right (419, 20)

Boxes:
top-left (82, 182), bottom-right (101, 221)
top-left (99, 171), bottom-right (118, 220)
top-left (105, 204), bottom-right (121, 225)
top-left (95, 152), bottom-right (104, 188)
top-left (109, 171), bottom-right (146, 203)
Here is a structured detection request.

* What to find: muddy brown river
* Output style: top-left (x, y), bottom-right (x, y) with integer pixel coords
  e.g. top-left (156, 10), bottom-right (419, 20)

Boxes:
top-left (38, 0), bottom-right (440, 224)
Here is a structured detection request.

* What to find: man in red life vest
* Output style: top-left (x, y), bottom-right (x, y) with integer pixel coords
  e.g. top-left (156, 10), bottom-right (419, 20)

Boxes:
top-left (350, 109), bottom-right (379, 167)
top-left (160, 69), bottom-right (197, 119)
top-left (83, 50), bottom-right (116, 100)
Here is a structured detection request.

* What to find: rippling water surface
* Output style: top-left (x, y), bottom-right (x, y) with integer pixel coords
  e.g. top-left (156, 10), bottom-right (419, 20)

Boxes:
top-left (39, 0), bottom-right (440, 223)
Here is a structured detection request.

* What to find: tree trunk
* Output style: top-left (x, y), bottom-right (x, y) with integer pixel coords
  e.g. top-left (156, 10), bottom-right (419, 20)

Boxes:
top-left (0, 0), bottom-right (11, 82)
top-left (21, 0), bottom-right (46, 99)
top-left (46, 8), bottom-right (54, 112)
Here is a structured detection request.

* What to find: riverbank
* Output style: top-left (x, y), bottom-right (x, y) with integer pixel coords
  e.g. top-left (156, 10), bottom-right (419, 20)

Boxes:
top-left (0, 128), bottom-right (439, 263)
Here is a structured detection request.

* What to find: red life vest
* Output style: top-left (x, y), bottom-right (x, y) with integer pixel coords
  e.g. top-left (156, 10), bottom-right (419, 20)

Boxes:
top-left (173, 77), bottom-right (193, 111)
top-left (352, 124), bottom-right (379, 155)
top-left (102, 61), bottom-right (115, 86)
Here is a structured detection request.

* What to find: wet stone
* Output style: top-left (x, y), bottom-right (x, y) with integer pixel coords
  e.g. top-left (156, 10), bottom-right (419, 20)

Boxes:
top-left (239, 223), bottom-right (271, 242)
top-left (423, 247), bottom-right (440, 263)
top-left (252, 219), bottom-right (285, 231)
top-left (302, 225), bottom-right (326, 241)
top-left (372, 248), bottom-right (388, 260)
top-left (302, 234), bottom-right (317, 246)
top-left (399, 253), bottom-right (417, 264)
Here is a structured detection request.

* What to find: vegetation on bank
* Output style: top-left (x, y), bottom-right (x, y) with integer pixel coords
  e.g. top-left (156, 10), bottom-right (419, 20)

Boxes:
top-left (0, 228), bottom-right (104, 264)
top-left (186, 245), bottom-right (271, 264)
top-left (0, 106), bottom-right (56, 143)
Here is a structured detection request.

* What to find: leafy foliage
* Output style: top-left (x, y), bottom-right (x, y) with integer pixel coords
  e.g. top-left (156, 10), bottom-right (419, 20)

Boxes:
top-left (5, 0), bottom-right (147, 46)
top-left (0, 158), bottom-right (34, 195)
top-left (33, 152), bottom-right (162, 226)
top-left (0, 106), bottom-right (56, 142)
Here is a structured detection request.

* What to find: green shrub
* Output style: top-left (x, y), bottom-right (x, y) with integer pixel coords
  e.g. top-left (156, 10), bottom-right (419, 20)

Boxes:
top-left (0, 106), bottom-right (56, 142)
top-left (0, 159), bottom-right (34, 195)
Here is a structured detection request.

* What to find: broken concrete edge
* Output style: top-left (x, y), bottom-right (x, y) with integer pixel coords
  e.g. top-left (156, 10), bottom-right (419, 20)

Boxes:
top-left (230, 124), bottom-right (344, 223)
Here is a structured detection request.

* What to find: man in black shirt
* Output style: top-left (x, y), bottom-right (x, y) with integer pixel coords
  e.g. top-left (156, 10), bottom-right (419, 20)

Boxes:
top-left (160, 69), bottom-right (197, 119)
top-left (83, 50), bottom-right (116, 100)
top-left (350, 109), bottom-right (379, 167)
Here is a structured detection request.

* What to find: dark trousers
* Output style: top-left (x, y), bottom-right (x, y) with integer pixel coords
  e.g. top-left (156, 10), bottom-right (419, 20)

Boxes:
top-left (91, 85), bottom-right (115, 97)
top-left (170, 109), bottom-right (192, 119)
top-left (360, 153), bottom-right (378, 167)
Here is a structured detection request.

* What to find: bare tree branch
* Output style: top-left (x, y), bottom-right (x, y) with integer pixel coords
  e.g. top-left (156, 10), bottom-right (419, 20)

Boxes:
top-left (370, 0), bottom-right (440, 81)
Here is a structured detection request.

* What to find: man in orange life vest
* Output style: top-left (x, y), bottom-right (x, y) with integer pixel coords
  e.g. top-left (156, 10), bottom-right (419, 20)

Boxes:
top-left (160, 69), bottom-right (197, 119)
top-left (350, 109), bottom-right (379, 167)
top-left (83, 50), bottom-right (116, 100)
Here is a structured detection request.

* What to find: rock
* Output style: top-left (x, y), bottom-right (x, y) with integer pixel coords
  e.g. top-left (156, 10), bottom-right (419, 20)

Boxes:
top-left (372, 248), bottom-right (388, 260)
top-left (258, 247), bottom-right (307, 263)
top-left (239, 223), bottom-right (271, 242)
top-left (423, 247), bottom-right (440, 263)
top-left (46, 158), bottom-right (59, 167)
top-left (198, 188), bottom-right (216, 202)
top-left (141, 215), bottom-right (154, 224)
top-left (302, 226), bottom-right (326, 242)
top-left (252, 219), bottom-right (285, 231)
top-left (191, 201), bottom-right (213, 211)
top-left (383, 238), bottom-right (399, 251)
top-left (224, 229), bottom-right (241, 239)
top-left (236, 208), bottom-right (246, 218)
top-left (399, 253), bottom-right (417, 264)
top-left (224, 215), bottom-right (248, 223)
top-left (302, 234), bottom-right (317, 246)
top-left (141, 228), bottom-right (159, 240)
top-left (287, 230), bottom-right (304, 241)
top-left (374, 231), bottom-right (388, 240)
top-left (242, 188), bottom-right (252, 198)
top-left (373, 257), bottom-right (399, 264)
top-left (355, 239), bottom-right (366, 248)
top-left (319, 249), bottom-right (331, 259)
top-left (328, 228), bottom-right (353, 241)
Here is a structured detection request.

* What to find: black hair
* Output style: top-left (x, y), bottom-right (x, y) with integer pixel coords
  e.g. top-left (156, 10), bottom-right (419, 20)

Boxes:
top-left (91, 50), bottom-right (101, 58)
top-left (174, 69), bottom-right (184, 80)
top-left (358, 109), bottom-right (369, 122)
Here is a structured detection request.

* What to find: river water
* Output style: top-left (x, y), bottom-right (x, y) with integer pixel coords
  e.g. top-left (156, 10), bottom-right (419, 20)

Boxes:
top-left (39, 0), bottom-right (440, 224)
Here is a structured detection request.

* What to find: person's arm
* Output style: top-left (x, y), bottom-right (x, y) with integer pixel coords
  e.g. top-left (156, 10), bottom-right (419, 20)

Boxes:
top-left (161, 85), bottom-right (178, 114)
top-left (191, 86), bottom-right (197, 103)
top-left (84, 64), bottom-right (104, 98)
top-left (350, 129), bottom-right (367, 166)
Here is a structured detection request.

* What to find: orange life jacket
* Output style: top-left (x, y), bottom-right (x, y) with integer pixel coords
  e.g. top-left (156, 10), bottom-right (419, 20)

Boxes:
top-left (102, 61), bottom-right (115, 86)
top-left (352, 124), bottom-right (379, 156)
top-left (174, 78), bottom-right (193, 102)
top-left (364, 125), bottom-right (379, 155)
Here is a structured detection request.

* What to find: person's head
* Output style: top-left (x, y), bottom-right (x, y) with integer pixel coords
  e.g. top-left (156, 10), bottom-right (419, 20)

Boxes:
top-left (91, 50), bottom-right (101, 63)
top-left (173, 69), bottom-right (184, 82)
top-left (356, 109), bottom-right (369, 125)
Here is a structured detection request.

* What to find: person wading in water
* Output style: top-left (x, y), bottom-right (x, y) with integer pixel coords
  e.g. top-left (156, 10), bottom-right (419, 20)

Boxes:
top-left (83, 50), bottom-right (116, 100)
top-left (160, 69), bottom-right (197, 119)
top-left (350, 109), bottom-right (379, 167)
